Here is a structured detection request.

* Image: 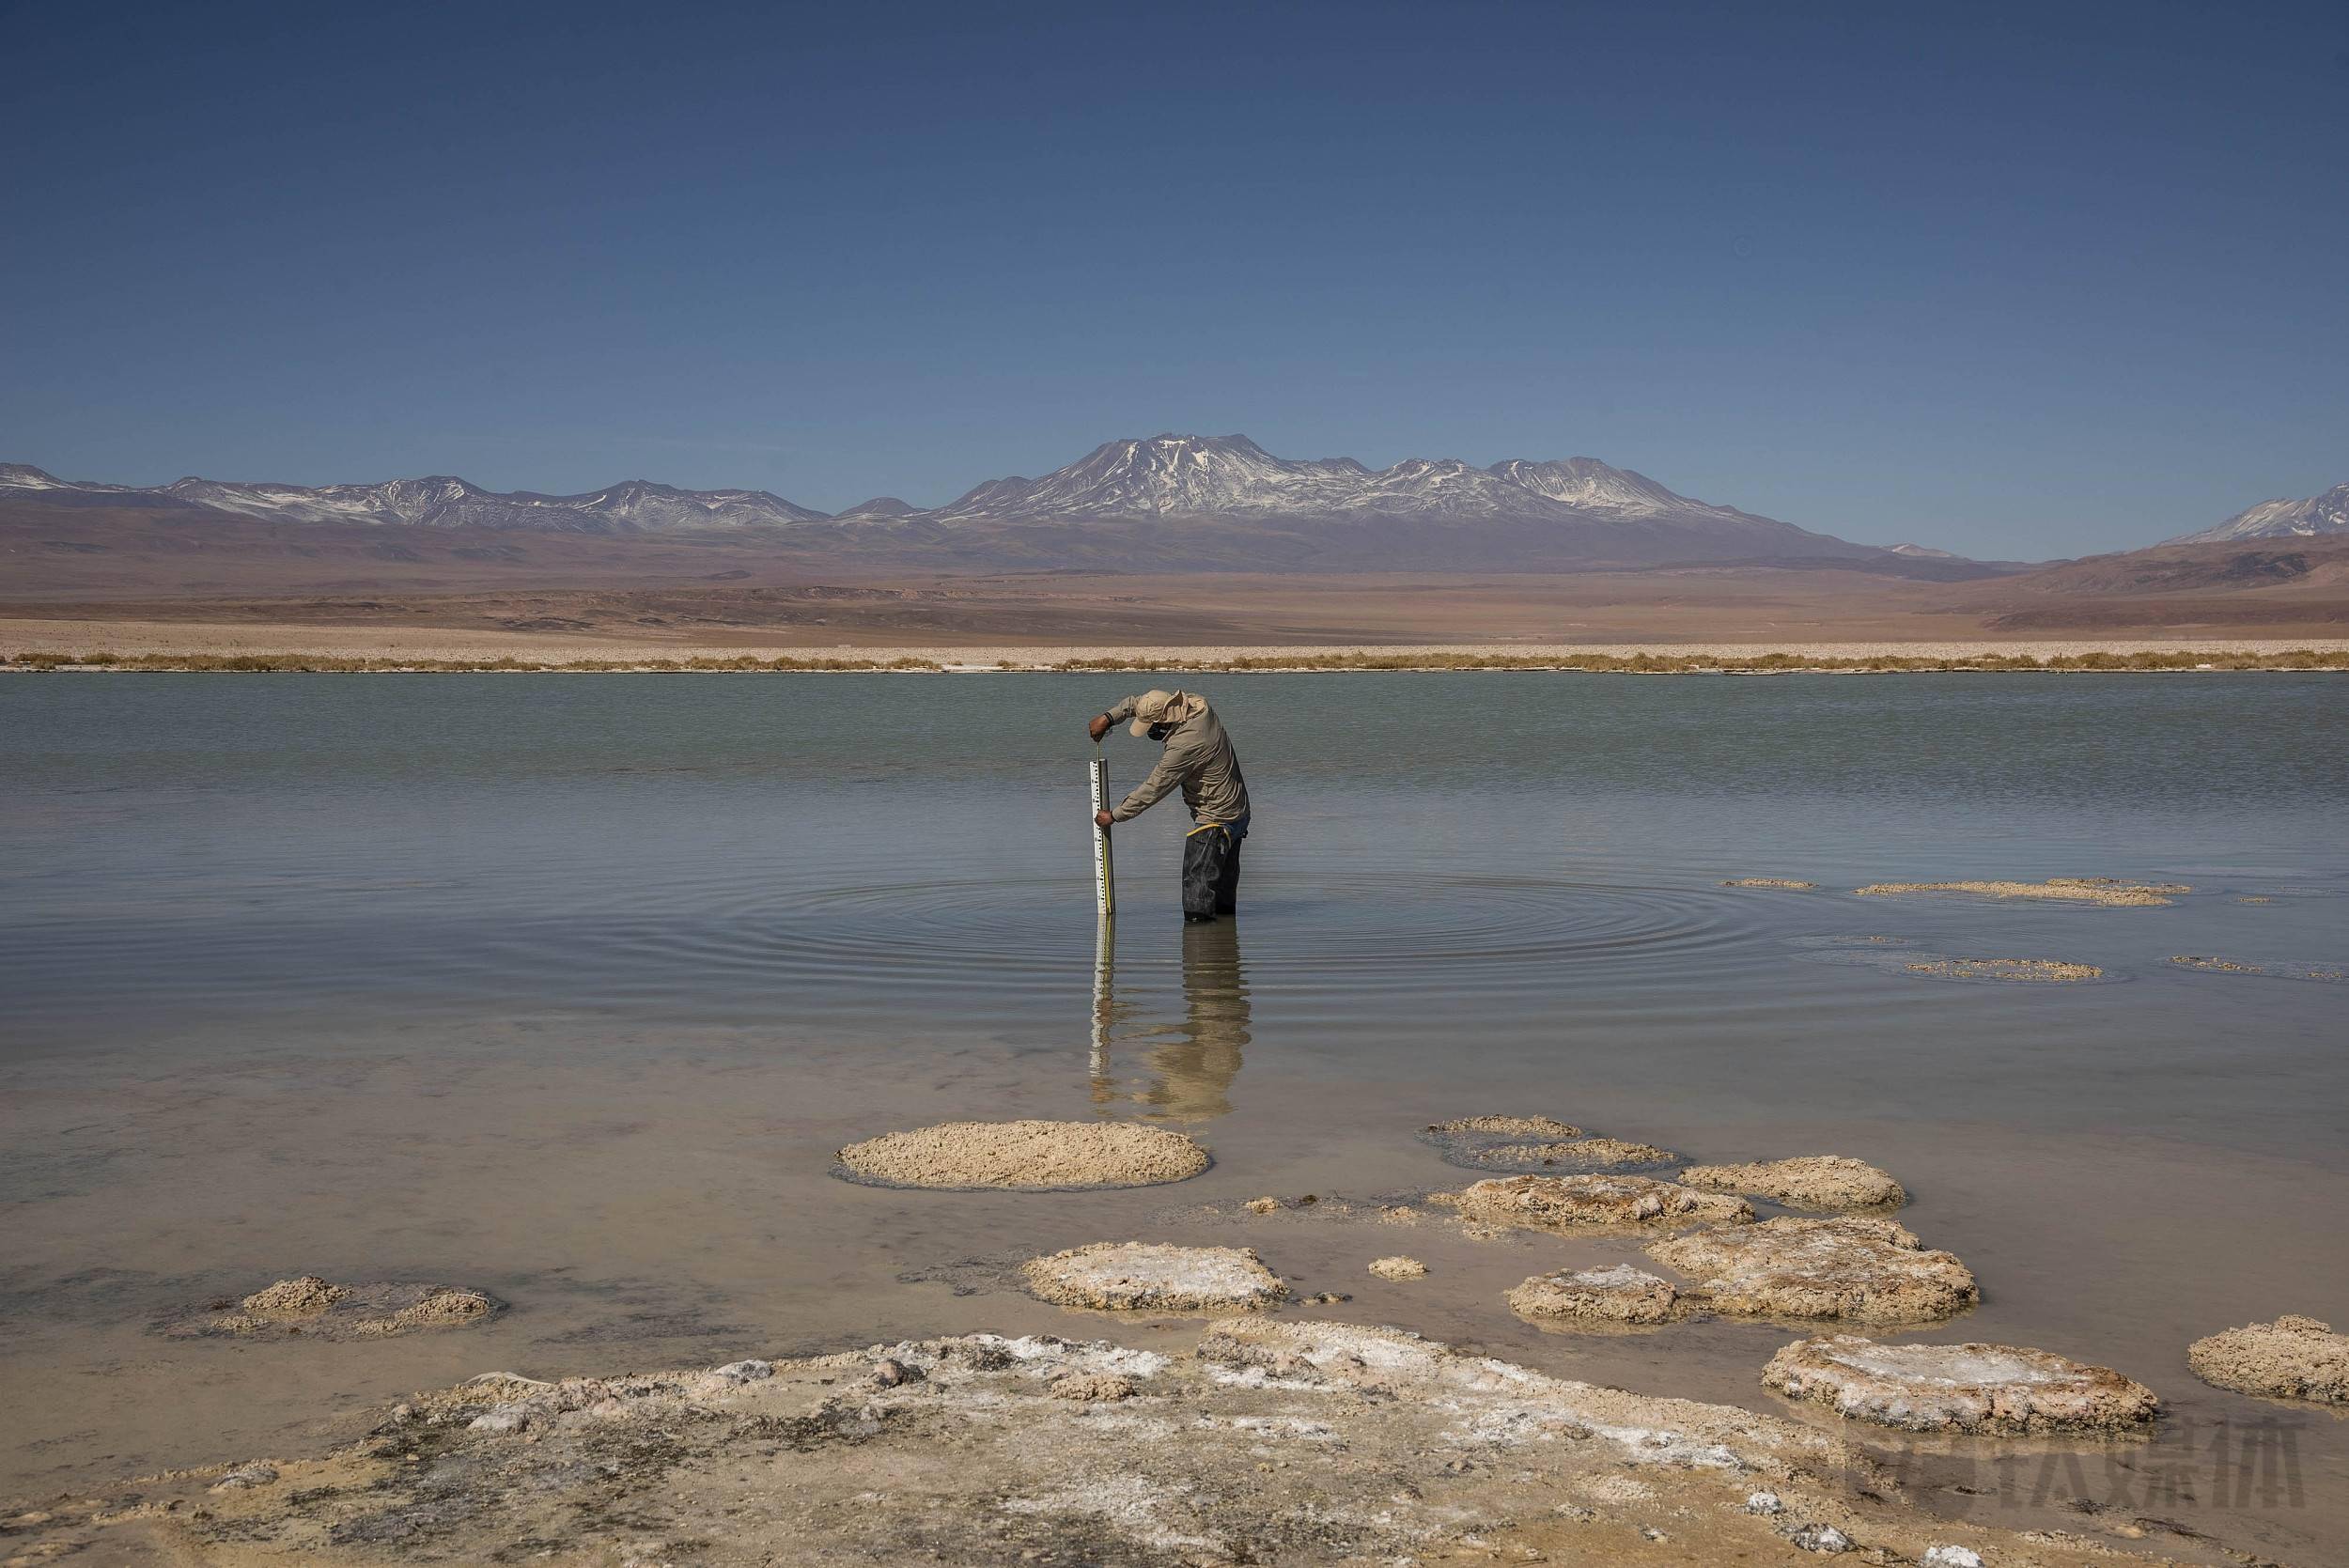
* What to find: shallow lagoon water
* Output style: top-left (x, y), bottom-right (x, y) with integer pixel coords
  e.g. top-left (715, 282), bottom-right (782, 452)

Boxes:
top-left (2, 672), bottom-right (2345, 1559)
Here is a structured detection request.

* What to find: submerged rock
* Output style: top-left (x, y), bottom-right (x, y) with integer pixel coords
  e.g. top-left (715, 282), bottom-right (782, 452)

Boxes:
top-left (1852, 877), bottom-right (2187, 907)
top-left (169, 1278), bottom-right (504, 1342)
top-left (1021, 1242), bottom-right (1285, 1312)
top-left (836, 1119), bottom-right (1210, 1189)
top-left (1677, 1157), bottom-right (1906, 1212)
top-left (350, 1287), bottom-right (498, 1335)
top-left (18, 1325), bottom-right (2174, 1568)
top-left (1420, 1114), bottom-right (1681, 1175)
top-left (1764, 1334), bottom-right (2158, 1433)
top-left (1645, 1217), bottom-right (1978, 1324)
top-left (1464, 1137), bottom-right (1680, 1171)
top-left (240, 1276), bottom-right (349, 1317)
top-left (2170, 955), bottom-right (2343, 983)
top-left (2186, 1314), bottom-right (2349, 1405)
top-left (1900, 956), bottom-right (2103, 983)
top-left (1425, 1113), bottom-right (1583, 1138)
top-left (1508, 1264), bottom-right (1680, 1327)
top-left (1440, 1173), bottom-right (1752, 1233)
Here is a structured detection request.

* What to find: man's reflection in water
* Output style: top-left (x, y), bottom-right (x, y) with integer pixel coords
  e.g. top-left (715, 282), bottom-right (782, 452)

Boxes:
top-left (1090, 918), bottom-right (1250, 1121)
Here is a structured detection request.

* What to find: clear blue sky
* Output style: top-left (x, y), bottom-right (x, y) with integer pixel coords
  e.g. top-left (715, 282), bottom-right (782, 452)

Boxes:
top-left (4, 0), bottom-right (2343, 557)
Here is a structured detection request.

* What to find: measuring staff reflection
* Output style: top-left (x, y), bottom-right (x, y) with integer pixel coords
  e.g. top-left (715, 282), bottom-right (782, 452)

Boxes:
top-left (1090, 917), bottom-right (1250, 1120)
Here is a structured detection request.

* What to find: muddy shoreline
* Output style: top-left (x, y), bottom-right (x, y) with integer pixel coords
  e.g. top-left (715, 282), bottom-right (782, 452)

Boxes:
top-left (4, 618), bottom-right (2348, 675)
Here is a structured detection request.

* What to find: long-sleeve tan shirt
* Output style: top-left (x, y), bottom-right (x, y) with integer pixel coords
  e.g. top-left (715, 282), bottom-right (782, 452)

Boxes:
top-left (1104, 695), bottom-right (1251, 825)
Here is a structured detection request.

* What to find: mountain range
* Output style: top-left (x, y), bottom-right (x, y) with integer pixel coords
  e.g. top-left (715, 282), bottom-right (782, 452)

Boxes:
top-left (0, 437), bottom-right (1904, 573)
top-left (6, 441), bottom-right (2341, 578)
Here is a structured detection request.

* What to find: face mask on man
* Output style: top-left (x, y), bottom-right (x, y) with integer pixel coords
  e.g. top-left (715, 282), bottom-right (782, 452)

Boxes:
top-left (1147, 722), bottom-right (1174, 741)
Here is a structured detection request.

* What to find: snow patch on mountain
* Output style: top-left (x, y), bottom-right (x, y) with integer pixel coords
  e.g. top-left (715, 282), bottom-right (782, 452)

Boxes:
top-left (2171, 483), bottom-right (2349, 543)
top-left (0, 463), bottom-right (141, 496)
top-left (1, 468), bottom-right (834, 533)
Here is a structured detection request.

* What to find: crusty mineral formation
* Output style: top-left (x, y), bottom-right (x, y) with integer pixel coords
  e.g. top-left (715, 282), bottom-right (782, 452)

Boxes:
top-left (15, 1322), bottom-right (2174, 1568)
top-left (238, 1276), bottom-right (349, 1318)
top-left (1440, 1173), bottom-right (1752, 1233)
top-left (2170, 955), bottom-right (2342, 983)
top-left (1021, 1242), bottom-right (1285, 1312)
top-left (1852, 877), bottom-right (2186, 908)
top-left (1901, 956), bottom-right (2102, 983)
top-left (2186, 1315), bottom-right (2349, 1405)
top-left (837, 1120), bottom-right (1210, 1189)
top-left (1763, 1335), bottom-right (2158, 1433)
top-left (1466, 1138), bottom-right (1680, 1170)
top-left (1645, 1218), bottom-right (1977, 1324)
top-left (1507, 1265), bottom-right (1681, 1327)
top-left (1425, 1114), bottom-right (1583, 1138)
top-left (170, 1279), bottom-right (503, 1342)
top-left (1676, 1157), bottom-right (1906, 1212)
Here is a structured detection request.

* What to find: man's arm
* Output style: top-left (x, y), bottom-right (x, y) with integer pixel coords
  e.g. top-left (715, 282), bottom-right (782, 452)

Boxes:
top-left (1086, 695), bottom-right (1143, 743)
top-left (1112, 749), bottom-right (1187, 821)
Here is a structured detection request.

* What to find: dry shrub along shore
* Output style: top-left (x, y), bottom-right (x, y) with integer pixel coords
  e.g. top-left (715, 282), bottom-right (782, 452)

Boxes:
top-left (7, 645), bottom-right (2349, 674)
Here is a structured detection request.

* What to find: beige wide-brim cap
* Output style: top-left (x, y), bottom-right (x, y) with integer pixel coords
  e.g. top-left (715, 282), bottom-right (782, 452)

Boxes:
top-left (1128, 690), bottom-right (1177, 737)
top-left (1128, 689), bottom-right (1204, 737)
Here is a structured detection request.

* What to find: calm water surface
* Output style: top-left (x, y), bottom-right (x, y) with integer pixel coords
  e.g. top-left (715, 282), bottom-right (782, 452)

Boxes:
top-left (3, 673), bottom-right (2345, 1557)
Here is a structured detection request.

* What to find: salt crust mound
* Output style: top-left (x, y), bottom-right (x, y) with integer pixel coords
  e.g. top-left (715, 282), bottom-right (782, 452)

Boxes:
top-left (241, 1276), bottom-right (348, 1316)
top-left (1467, 1138), bottom-right (1679, 1170)
top-left (1425, 1114), bottom-right (1583, 1138)
top-left (1852, 877), bottom-right (2186, 907)
top-left (1903, 956), bottom-right (2103, 982)
top-left (837, 1119), bottom-right (1209, 1189)
top-left (1022, 1243), bottom-right (1284, 1312)
top-left (29, 1320), bottom-right (2169, 1568)
top-left (1677, 1157), bottom-right (1906, 1211)
top-left (1646, 1217), bottom-right (1978, 1324)
top-left (1440, 1173), bottom-right (1753, 1232)
top-left (1367, 1256), bottom-right (1427, 1281)
top-left (173, 1277), bottom-right (501, 1341)
top-left (2186, 1314), bottom-right (2349, 1405)
top-left (1764, 1335), bottom-right (2158, 1434)
top-left (1722, 878), bottom-right (1817, 890)
top-left (2170, 955), bottom-right (2343, 982)
top-left (1508, 1265), bottom-right (1680, 1326)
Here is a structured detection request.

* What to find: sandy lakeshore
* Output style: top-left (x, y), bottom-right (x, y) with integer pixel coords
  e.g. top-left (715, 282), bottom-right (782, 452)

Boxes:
top-left (5, 616), bottom-right (2347, 671)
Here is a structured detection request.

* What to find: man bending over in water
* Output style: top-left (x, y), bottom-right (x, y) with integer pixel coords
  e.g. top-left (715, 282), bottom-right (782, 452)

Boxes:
top-left (1087, 689), bottom-right (1252, 923)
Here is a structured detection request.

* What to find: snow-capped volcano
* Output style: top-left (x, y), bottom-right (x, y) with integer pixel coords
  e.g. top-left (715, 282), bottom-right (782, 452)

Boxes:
top-left (921, 433), bottom-right (1876, 559)
top-left (928, 435), bottom-right (1372, 522)
top-left (2170, 482), bottom-right (2349, 543)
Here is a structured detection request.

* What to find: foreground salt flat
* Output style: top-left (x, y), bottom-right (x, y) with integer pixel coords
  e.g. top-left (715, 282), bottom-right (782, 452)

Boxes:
top-left (5, 1319), bottom-right (2190, 1568)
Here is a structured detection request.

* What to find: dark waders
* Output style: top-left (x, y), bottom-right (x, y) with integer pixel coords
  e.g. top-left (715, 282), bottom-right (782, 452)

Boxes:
top-left (1181, 815), bottom-right (1247, 921)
